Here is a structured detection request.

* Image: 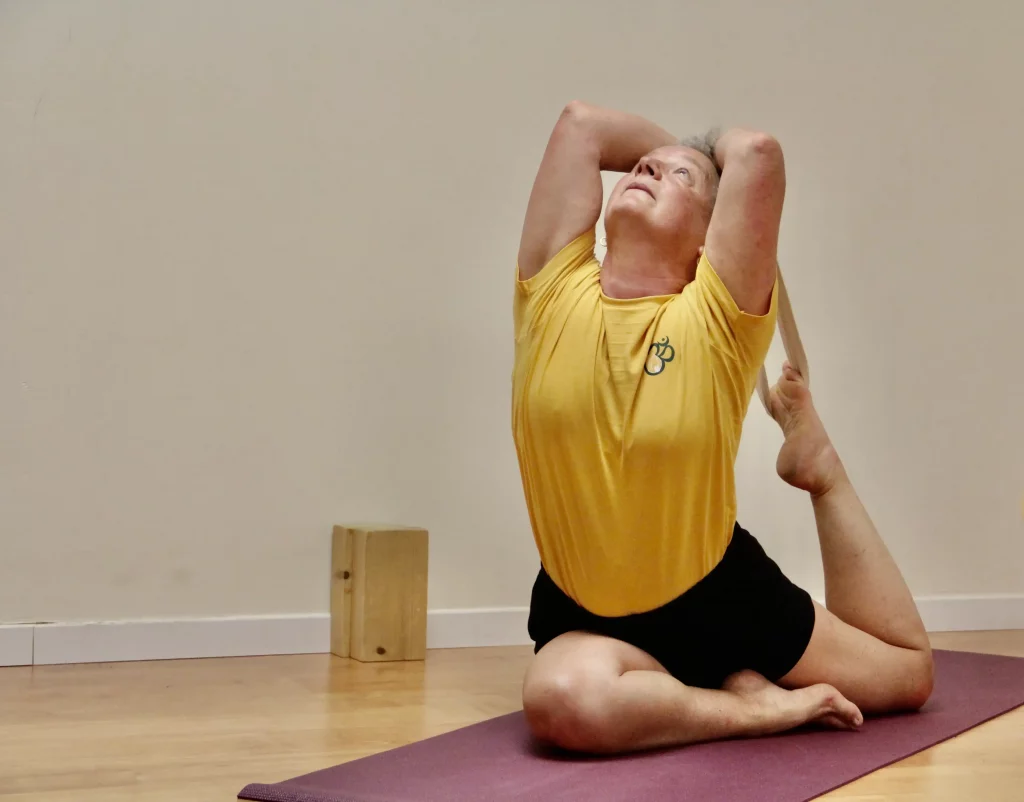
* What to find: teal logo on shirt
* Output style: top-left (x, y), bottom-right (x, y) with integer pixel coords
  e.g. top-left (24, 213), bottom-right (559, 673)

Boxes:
top-left (644, 336), bottom-right (675, 376)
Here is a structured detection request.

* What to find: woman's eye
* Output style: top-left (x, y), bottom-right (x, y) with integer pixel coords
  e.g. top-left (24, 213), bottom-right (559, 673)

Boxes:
top-left (676, 168), bottom-right (689, 176)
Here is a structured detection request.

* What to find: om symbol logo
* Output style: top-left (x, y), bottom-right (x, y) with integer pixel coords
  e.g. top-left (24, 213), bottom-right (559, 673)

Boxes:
top-left (644, 336), bottom-right (675, 376)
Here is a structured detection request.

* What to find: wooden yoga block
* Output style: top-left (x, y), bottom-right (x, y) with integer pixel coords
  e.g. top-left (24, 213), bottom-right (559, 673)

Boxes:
top-left (331, 524), bottom-right (428, 662)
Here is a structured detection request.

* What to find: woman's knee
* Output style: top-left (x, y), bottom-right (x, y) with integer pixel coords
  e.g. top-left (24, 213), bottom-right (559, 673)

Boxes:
top-left (901, 649), bottom-right (935, 711)
top-left (522, 667), bottom-right (615, 753)
top-left (876, 648), bottom-right (935, 712)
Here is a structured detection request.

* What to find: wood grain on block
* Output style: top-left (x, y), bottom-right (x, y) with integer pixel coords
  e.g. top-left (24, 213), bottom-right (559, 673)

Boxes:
top-left (330, 526), bottom-right (355, 658)
top-left (333, 524), bottom-right (429, 662)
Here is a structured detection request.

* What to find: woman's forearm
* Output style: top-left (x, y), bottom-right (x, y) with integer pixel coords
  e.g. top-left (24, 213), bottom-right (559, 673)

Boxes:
top-left (565, 101), bottom-right (677, 173)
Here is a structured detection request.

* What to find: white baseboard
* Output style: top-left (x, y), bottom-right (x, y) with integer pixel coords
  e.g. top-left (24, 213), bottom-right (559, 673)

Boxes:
top-left (32, 614), bottom-right (330, 666)
top-left (427, 607), bottom-right (531, 649)
top-left (22, 608), bottom-right (530, 666)
top-left (0, 625), bottom-right (34, 666)
top-left (17, 609), bottom-right (530, 667)
top-left (916, 595), bottom-right (1024, 633)
top-left (5, 595), bottom-right (1022, 667)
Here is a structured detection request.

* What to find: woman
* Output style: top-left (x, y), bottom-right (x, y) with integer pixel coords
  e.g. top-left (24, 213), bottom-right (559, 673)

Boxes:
top-left (511, 100), bottom-right (933, 754)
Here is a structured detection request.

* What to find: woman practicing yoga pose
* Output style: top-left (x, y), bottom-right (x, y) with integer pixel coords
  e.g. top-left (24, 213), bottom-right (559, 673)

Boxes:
top-left (511, 101), bottom-right (934, 754)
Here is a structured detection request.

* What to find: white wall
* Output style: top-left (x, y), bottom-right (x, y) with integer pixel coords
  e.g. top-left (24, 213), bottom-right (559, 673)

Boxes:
top-left (2, 0), bottom-right (1022, 626)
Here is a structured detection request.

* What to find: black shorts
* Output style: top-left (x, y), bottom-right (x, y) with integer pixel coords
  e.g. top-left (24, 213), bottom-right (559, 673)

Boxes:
top-left (527, 523), bottom-right (816, 690)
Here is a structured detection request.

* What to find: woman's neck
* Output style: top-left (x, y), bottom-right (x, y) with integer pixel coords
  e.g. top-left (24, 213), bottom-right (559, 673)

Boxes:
top-left (601, 237), bottom-right (698, 300)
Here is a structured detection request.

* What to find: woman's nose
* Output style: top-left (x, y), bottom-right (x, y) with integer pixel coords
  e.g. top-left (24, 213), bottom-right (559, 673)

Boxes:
top-left (635, 159), bottom-right (660, 179)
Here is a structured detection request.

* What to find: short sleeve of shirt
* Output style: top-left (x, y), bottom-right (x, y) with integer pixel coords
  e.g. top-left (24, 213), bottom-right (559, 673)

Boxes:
top-left (685, 252), bottom-right (778, 419)
top-left (514, 231), bottom-right (599, 342)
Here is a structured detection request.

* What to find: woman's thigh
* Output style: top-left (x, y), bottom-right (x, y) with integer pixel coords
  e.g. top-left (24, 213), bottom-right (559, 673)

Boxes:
top-left (778, 601), bottom-right (934, 714)
top-left (524, 631), bottom-right (667, 691)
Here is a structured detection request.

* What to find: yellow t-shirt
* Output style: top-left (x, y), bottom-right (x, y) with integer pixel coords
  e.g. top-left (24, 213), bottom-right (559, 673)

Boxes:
top-left (512, 231), bottom-right (777, 617)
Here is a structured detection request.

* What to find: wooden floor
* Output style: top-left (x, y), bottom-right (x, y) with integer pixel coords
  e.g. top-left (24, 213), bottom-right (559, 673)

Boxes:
top-left (1, 631), bottom-right (1022, 801)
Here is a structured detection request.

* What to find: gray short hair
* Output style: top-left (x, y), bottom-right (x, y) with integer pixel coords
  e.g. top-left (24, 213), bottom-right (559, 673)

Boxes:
top-left (679, 129), bottom-right (721, 205)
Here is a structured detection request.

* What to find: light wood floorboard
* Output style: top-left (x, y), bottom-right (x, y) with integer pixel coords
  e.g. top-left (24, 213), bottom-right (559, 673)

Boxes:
top-left (1, 631), bottom-right (1021, 801)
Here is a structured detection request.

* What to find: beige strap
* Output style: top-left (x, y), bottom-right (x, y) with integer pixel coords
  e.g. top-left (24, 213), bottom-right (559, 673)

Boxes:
top-left (755, 265), bottom-right (808, 417)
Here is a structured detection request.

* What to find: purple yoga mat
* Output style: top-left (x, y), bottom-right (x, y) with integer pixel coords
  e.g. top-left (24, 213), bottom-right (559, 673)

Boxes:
top-left (239, 649), bottom-right (1024, 802)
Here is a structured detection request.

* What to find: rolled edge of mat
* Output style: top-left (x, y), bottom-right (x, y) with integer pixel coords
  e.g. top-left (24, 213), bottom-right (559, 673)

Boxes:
top-left (238, 782), bottom-right (330, 802)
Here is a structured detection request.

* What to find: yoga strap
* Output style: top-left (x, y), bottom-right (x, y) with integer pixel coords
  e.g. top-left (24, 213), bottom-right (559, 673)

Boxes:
top-left (755, 266), bottom-right (808, 417)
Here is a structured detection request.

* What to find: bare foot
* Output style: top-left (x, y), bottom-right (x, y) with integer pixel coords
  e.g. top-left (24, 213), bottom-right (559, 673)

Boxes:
top-left (722, 670), bottom-right (863, 735)
top-left (768, 362), bottom-right (844, 497)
